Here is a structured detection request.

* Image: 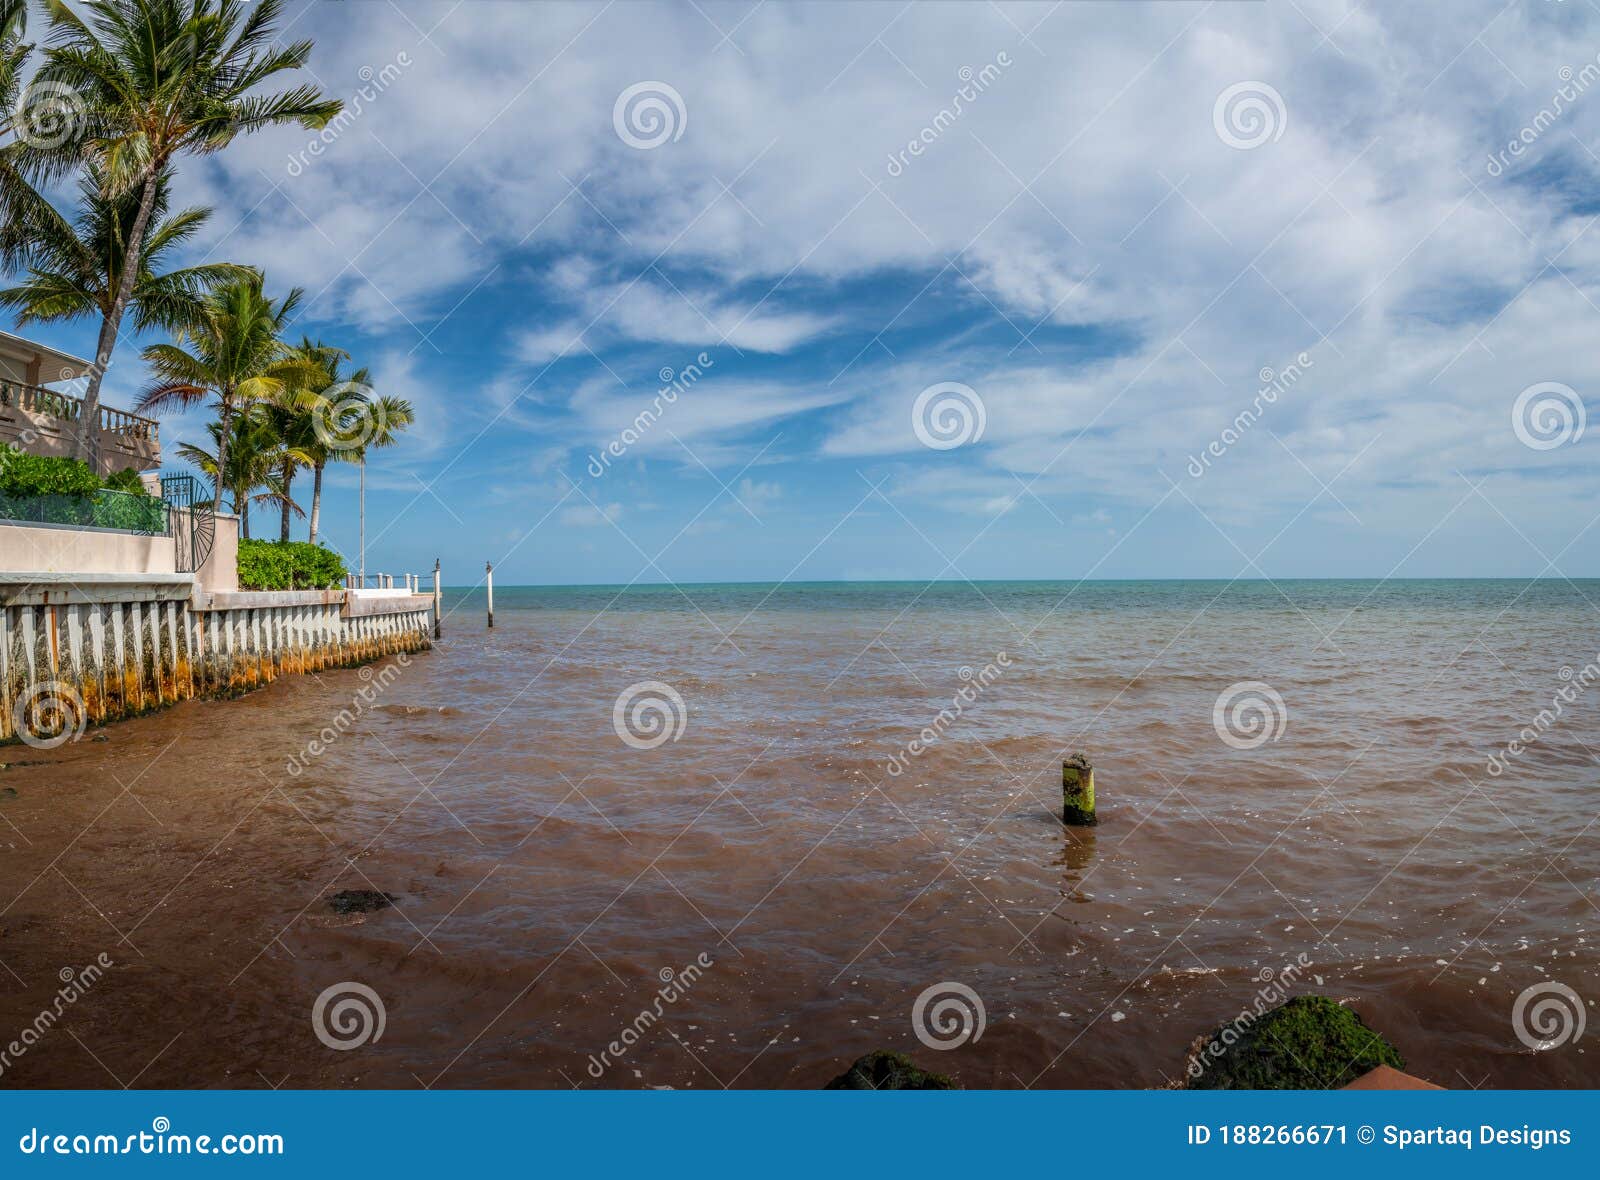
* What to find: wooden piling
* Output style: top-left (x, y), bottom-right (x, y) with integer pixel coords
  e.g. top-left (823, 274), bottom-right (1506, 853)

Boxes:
top-left (432, 559), bottom-right (442, 639)
top-left (486, 562), bottom-right (494, 629)
top-left (1062, 753), bottom-right (1096, 826)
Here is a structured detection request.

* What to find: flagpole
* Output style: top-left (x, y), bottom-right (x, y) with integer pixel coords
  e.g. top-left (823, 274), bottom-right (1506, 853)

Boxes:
top-left (359, 457), bottom-right (366, 587)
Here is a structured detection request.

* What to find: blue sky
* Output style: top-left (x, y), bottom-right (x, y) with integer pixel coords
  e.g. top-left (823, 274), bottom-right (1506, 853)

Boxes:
top-left (17, 0), bottom-right (1600, 583)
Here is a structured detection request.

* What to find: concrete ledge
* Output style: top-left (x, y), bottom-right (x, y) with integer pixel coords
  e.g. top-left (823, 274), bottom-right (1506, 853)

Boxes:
top-left (192, 588), bottom-right (344, 612)
top-left (190, 589), bottom-right (434, 618)
top-left (343, 592), bottom-right (433, 618)
top-left (0, 572), bottom-right (195, 606)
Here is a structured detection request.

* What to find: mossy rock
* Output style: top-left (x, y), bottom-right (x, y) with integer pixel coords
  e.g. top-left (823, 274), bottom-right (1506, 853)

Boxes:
top-left (1185, 995), bottom-right (1403, 1090)
top-left (824, 1050), bottom-right (956, 1090)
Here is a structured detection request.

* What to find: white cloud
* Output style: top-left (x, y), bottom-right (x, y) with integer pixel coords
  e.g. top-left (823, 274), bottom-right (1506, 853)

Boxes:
top-left (140, 0), bottom-right (1600, 564)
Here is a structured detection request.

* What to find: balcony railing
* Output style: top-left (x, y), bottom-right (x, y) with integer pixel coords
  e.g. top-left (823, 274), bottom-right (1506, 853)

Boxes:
top-left (0, 380), bottom-right (159, 442)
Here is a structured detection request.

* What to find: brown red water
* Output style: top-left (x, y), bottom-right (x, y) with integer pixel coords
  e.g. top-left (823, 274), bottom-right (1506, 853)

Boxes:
top-left (1, 580), bottom-right (1595, 1088)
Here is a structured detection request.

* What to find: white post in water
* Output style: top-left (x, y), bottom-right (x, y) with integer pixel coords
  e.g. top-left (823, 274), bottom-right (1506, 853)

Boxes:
top-left (432, 558), bottom-right (442, 639)
top-left (486, 561), bottom-right (495, 629)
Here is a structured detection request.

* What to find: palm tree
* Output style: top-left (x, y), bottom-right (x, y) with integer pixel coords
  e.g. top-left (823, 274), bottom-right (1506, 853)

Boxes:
top-left (0, 165), bottom-right (250, 360)
top-left (274, 346), bottom-right (414, 547)
top-left (175, 414), bottom-right (293, 540)
top-left (134, 275), bottom-right (315, 513)
top-left (0, 1), bottom-right (28, 129)
top-left (18, 0), bottom-right (340, 468)
top-left (349, 395), bottom-right (416, 464)
top-left (0, 1), bottom-right (41, 228)
top-left (269, 337), bottom-right (347, 543)
top-left (344, 392), bottom-right (414, 578)
top-left (260, 344), bottom-right (335, 543)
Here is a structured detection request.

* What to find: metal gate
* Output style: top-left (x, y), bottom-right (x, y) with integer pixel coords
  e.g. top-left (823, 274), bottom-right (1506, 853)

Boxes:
top-left (160, 474), bottom-right (216, 574)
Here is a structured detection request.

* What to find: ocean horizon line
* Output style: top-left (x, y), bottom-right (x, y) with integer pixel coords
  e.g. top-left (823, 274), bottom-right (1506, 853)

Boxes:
top-left (436, 574), bottom-right (1600, 591)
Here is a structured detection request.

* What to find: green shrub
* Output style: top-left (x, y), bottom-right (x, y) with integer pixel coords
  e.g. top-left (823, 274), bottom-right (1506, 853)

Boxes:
top-left (0, 455), bottom-right (166, 532)
top-left (90, 489), bottom-right (167, 532)
top-left (237, 539), bottom-right (347, 590)
top-left (102, 467), bottom-right (147, 494)
top-left (0, 453), bottom-right (100, 497)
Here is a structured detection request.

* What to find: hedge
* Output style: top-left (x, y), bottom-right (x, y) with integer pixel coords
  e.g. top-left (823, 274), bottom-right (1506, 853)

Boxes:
top-left (237, 539), bottom-right (347, 590)
top-left (0, 453), bottom-right (101, 497)
top-left (102, 467), bottom-right (148, 494)
top-left (0, 454), bottom-right (166, 532)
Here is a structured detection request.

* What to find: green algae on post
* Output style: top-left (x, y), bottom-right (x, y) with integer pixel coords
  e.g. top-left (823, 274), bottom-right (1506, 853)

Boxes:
top-left (1062, 752), bottom-right (1096, 826)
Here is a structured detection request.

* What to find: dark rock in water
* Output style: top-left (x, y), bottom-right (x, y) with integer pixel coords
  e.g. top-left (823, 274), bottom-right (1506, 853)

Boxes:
top-left (0, 787), bottom-right (16, 801)
top-left (327, 889), bottom-right (398, 915)
top-left (825, 1050), bottom-right (956, 1090)
top-left (1184, 995), bottom-right (1404, 1090)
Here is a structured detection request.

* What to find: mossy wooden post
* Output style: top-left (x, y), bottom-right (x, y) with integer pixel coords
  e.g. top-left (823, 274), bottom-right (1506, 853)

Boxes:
top-left (486, 561), bottom-right (494, 629)
top-left (1062, 753), bottom-right (1096, 826)
top-left (432, 559), bottom-right (442, 639)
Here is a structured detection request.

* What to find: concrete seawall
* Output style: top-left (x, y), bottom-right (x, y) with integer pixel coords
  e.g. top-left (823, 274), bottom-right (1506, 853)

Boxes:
top-left (0, 574), bottom-right (433, 743)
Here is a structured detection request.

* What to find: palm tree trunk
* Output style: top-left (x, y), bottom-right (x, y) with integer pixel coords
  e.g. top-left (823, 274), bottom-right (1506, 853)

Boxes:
top-left (308, 460), bottom-right (324, 543)
top-left (280, 458), bottom-right (294, 542)
top-left (239, 492), bottom-right (249, 540)
top-left (75, 171), bottom-right (161, 472)
top-left (213, 395), bottom-right (232, 513)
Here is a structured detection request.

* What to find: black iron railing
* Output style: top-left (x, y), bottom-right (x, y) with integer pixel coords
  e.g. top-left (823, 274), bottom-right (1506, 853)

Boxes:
top-left (160, 474), bottom-right (215, 572)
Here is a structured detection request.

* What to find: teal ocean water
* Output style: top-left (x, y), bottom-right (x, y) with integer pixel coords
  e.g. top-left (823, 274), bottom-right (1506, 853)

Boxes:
top-left (449, 576), bottom-right (1600, 613)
